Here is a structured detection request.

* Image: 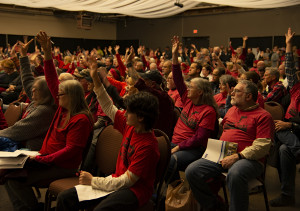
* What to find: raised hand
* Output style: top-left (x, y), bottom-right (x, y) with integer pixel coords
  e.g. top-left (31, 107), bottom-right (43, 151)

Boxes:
top-left (285, 27), bottom-right (295, 45)
top-left (18, 39), bottom-right (34, 57)
top-left (171, 36), bottom-right (180, 64)
top-left (97, 67), bottom-right (108, 82)
top-left (243, 36), bottom-right (248, 41)
top-left (126, 46), bottom-right (135, 64)
top-left (171, 36), bottom-right (180, 55)
top-left (36, 31), bottom-right (52, 60)
top-left (114, 45), bottom-right (120, 53)
top-left (10, 42), bottom-right (19, 57)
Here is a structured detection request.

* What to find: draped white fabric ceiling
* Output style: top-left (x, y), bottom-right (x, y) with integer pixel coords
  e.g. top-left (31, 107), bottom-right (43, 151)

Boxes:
top-left (0, 0), bottom-right (299, 18)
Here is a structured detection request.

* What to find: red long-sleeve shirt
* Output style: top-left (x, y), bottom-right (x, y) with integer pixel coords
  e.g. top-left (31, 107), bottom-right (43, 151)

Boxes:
top-left (35, 59), bottom-right (93, 169)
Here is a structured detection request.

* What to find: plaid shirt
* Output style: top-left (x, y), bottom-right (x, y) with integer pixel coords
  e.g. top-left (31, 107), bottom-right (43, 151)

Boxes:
top-left (262, 81), bottom-right (287, 103)
top-left (285, 52), bottom-right (297, 89)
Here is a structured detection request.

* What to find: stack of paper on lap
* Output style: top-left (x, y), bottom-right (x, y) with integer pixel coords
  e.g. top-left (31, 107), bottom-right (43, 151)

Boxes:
top-left (0, 150), bottom-right (40, 169)
top-left (202, 138), bottom-right (238, 164)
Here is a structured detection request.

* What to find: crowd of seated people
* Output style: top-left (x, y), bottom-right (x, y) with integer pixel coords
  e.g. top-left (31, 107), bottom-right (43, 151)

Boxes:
top-left (0, 26), bottom-right (299, 211)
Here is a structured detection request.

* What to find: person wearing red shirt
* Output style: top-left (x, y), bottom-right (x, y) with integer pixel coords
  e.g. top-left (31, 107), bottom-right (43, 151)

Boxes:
top-left (166, 36), bottom-right (218, 183)
top-left (186, 80), bottom-right (274, 211)
top-left (4, 31), bottom-right (93, 211)
top-left (56, 60), bottom-right (160, 210)
top-left (269, 27), bottom-right (300, 207)
top-left (229, 36), bottom-right (248, 63)
top-left (167, 72), bottom-right (183, 109)
top-left (214, 75), bottom-right (237, 118)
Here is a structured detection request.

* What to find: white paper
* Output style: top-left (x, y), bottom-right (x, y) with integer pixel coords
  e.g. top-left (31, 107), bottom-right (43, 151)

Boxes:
top-left (0, 150), bottom-right (40, 158)
top-left (0, 156), bottom-right (28, 169)
top-left (202, 139), bottom-right (238, 164)
top-left (202, 138), bottom-right (225, 163)
top-left (0, 150), bottom-right (40, 169)
top-left (75, 185), bottom-right (114, 202)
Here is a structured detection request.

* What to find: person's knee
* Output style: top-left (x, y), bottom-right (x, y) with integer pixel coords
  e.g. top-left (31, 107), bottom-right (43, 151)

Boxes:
top-left (185, 164), bottom-right (194, 182)
top-left (57, 188), bottom-right (75, 203)
top-left (227, 167), bottom-right (243, 184)
top-left (185, 162), bottom-right (202, 184)
top-left (279, 144), bottom-right (289, 155)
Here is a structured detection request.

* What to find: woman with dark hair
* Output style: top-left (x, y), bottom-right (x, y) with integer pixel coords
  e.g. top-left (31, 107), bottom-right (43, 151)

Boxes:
top-left (200, 64), bottom-right (213, 81)
top-left (4, 31), bottom-right (93, 211)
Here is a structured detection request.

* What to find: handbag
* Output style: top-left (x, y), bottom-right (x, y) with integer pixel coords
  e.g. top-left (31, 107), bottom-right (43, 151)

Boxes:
top-left (165, 179), bottom-right (198, 211)
top-left (165, 154), bottom-right (198, 211)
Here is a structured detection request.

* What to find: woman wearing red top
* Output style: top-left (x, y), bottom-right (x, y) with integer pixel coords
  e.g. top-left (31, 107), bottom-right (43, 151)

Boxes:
top-left (166, 36), bottom-right (218, 183)
top-left (214, 75), bottom-right (237, 118)
top-left (4, 31), bottom-right (93, 211)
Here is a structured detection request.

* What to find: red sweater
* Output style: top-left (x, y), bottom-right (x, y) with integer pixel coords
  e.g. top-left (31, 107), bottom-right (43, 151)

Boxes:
top-left (36, 59), bottom-right (93, 169)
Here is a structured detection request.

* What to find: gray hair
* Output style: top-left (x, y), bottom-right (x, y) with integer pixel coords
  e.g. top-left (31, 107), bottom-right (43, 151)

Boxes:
top-left (219, 75), bottom-right (237, 88)
top-left (238, 80), bottom-right (258, 102)
top-left (265, 67), bottom-right (280, 81)
top-left (34, 76), bottom-right (55, 106)
top-left (190, 77), bottom-right (218, 113)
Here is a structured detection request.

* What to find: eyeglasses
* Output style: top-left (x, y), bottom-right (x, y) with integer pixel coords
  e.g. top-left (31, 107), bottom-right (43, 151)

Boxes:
top-left (231, 89), bottom-right (248, 94)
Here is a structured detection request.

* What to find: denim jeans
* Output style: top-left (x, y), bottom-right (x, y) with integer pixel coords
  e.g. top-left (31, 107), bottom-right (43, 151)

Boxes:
top-left (185, 158), bottom-right (263, 211)
top-left (275, 131), bottom-right (299, 197)
top-left (165, 142), bottom-right (205, 183)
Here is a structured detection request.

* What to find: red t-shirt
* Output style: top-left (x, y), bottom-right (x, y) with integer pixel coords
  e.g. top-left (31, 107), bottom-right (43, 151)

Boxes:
top-left (172, 91), bottom-right (216, 145)
top-left (168, 89), bottom-right (183, 108)
top-left (112, 110), bottom-right (160, 207)
top-left (214, 92), bottom-right (227, 108)
top-left (285, 82), bottom-right (300, 119)
top-left (36, 107), bottom-right (93, 169)
top-left (221, 106), bottom-right (274, 152)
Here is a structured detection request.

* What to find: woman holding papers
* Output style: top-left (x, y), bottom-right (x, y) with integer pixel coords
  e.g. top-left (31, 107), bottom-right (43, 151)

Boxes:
top-left (56, 56), bottom-right (160, 210)
top-left (4, 31), bottom-right (93, 211)
top-left (165, 36), bottom-right (218, 183)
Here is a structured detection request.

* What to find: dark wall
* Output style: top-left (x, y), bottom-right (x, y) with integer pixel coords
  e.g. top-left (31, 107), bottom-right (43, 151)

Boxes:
top-left (117, 5), bottom-right (300, 49)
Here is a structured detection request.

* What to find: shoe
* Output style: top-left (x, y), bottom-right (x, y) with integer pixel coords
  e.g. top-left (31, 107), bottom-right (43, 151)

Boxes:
top-left (269, 194), bottom-right (295, 207)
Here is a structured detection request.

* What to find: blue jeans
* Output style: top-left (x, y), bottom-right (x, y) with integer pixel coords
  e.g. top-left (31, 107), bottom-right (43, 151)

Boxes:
top-left (185, 158), bottom-right (263, 211)
top-left (275, 131), bottom-right (300, 197)
top-left (165, 143), bottom-right (205, 183)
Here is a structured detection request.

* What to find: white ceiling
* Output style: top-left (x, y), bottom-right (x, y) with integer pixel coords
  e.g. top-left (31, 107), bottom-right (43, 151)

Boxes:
top-left (0, 0), bottom-right (299, 18)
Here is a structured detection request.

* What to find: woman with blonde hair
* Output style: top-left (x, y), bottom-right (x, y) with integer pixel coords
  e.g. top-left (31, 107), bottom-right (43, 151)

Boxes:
top-left (4, 31), bottom-right (93, 211)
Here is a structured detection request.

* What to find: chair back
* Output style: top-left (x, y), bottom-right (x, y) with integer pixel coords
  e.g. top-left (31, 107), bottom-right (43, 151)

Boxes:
top-left (95, 124), bottom-right (123, 175)
top-left (153, 129), bottom-right (171, 205)
top-left (264, 101), bottom-right (285, 120)
top-left (4, 103), bottom-right (23, 126)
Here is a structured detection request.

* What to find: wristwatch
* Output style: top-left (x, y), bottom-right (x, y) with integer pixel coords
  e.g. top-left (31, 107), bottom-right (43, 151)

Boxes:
top-left (237, 153), bottom-right (243, 160)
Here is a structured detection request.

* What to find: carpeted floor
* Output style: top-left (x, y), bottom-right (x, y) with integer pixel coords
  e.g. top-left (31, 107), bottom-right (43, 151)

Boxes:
top-left (0, 165), bottom-right (299, 211)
